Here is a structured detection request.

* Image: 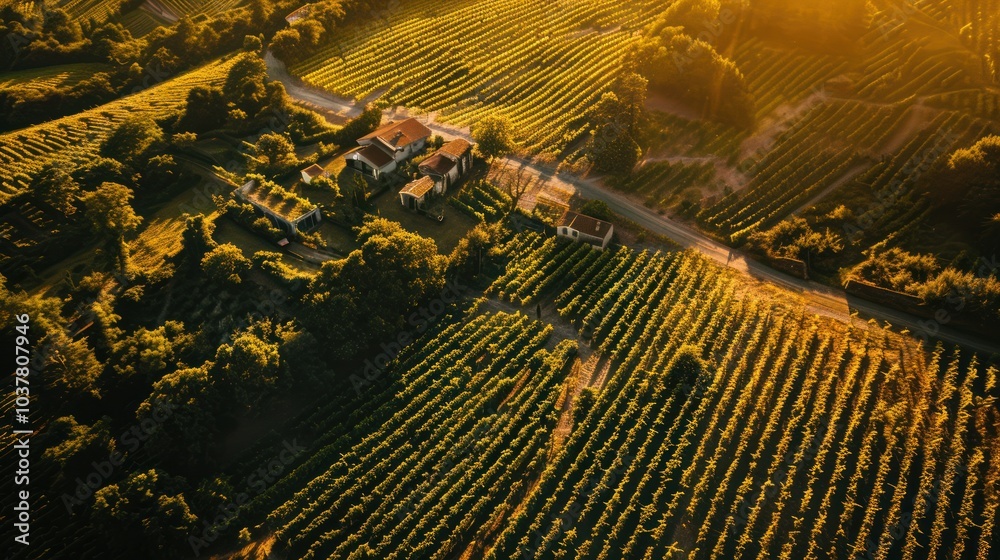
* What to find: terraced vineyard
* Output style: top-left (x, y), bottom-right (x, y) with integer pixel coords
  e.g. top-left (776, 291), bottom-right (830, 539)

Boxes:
top-left (0, 63), bottom-right (111, 93)
top-left (293, 0), bottom-right (660, 153)
top-left (0, 57), bottom-right (234, 202)
top-left (114, 0), bottom-right (245, 36)
top-left (254, 234), bottom-right (999, 559)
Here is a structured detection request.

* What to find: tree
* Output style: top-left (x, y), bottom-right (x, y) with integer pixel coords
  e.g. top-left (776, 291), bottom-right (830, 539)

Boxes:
top-left (925, 135), bottom-right (1000, 253)
top-left (304, 217), bottom-right (447, 358)
top-left (92, 469), bottom-right (198, 558)
top-left (177, 85), bottom-right (227, 132)
top-left (587, 91), bottom-right (642, 175)
top-left (243, 34), bottom-right (263, 53)
top-left (747, 217), bottom-right (843, 269)
top-left (270, 28), bottom-right (302, 63)
top-left (665, 344), bottom-right (710, 394)
top-left (136, 365), bottom-right (217, 461)
top-left (81, 182), bottom-right (143, 275)
top-left (448, 222), bottom-right (504, 279)
top-left (247, 131), bottom-right (299, 176)
top-left (223, 52), bottom-right (270, 117)
top-left (41, 416), bottom-right (115, 476)
top-left (212, 330), bottom-right (282, 408)
top-left (180, 214), bottom-right (217, 267)
top-left (472, 114), bottom-right (516, 161)
top-left (31, 164), bottom-right (80, 216)
top-left (110, 321), bottom-right (194, 385)
top-left (100, 116), bottom-right (165, 169)
top-left (491, 163), bottom-right (532, 215)
top-left (307, 174), bottom-right (341, 197)
top-left (632, 29), bottom-right (754, 129)
top-left (201, 243), bottom-right (251, 285)
top-left (40, 331), bottom-right (103, 399)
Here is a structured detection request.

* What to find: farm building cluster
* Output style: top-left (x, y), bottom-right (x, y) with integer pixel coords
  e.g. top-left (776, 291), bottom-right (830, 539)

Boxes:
top-left (232, 115), bottom-right (612, 249)
top-left (342, 117), bottom-right (475, 211)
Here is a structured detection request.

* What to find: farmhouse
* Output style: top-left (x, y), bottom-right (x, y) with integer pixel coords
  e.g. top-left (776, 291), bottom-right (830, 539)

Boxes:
top-left (345, 117), bottom-right (433, 179)
top-left (399, 176), bottom-right (435, 211)
top-left (418, 138), bottom-right (474, 195)
top-left (557, 211), bottom-right (614, 250)
top-left (235, 178), bottom-right (322, 236)
top-left (344, 144), bottom-right (397, 179)
top-left (300, 163), bottom-right (328, 184)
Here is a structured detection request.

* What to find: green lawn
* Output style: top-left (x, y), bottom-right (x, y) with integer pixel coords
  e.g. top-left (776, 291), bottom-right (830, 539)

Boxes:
top-left (370, 182), bottom-right (479, 254)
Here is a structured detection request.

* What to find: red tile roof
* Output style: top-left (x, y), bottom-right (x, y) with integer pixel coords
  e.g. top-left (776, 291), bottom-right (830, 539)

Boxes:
top-left (559, 211), bottom-right (612, 238)
top-left (437, 138), bottom-right (472, 158)
top-left (418, 153), bottom-right (456, 176)
top-left (354, 144), bottom-right (395, 168)
top-left (400, 176), bottom-right (434, 198)
top-left (359, 118), bottom-right (433, 150)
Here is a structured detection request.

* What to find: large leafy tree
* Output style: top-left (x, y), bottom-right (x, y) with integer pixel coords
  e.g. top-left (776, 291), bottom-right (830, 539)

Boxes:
top-left (80, 182), bottom-right (143, 275)
top-left (92, 469), bottom-right (198, 558)
top-left (472, 114), bottom-right (516, 161)
top-left (587, 91), bottom-right (642, 175)
top-left (247, 131), bottom-right (299, 176)
top-left (100, 116), bottom-right (165, 169)
top-left (223, 51), bottom-right (272, 117)
top-left (31, 164), bottom-right (80, 216)
top-left (212, 330), bottom-right (282, 408)
top-left (304, 218), bottom-right (447, 358)
top-left (201, 243), bottom-right (252, 285)
top-left (177, 85), bottom-right (227, 132)
top-left (925, 135), bottom-right (1000, 252)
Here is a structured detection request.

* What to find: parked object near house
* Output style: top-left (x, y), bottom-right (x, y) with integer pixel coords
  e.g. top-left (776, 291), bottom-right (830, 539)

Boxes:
top-left (300, 163), bottom-right (328, 184)
top-left (234, 178), bottom-right (322, 236)
top-left (345, 117), bottom-right (433, 179)
top-left (557, 210), bottom-right (614, 250)
top-left (418, 138), bottom-right (473, 195)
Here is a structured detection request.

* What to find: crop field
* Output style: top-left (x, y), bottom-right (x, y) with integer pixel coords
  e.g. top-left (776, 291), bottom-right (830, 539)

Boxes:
top-left (0, 57), bottom-right (234, 202)
top-left (293, 0), bottom-right (661, 153)
top-left (0, 63), bottom-right (111, 93)
top-left (240, 234), bottom-right (999, 559)
top-left (114, 0), bottom-right (246, 36)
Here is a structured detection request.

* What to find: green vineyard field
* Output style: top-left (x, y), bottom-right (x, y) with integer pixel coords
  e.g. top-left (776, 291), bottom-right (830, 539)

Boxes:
top-left (0, 57), bottom-right (234, 202)
top-left (292, 0), bottom-right (661, 154)
top-left (254, 235), bottom-right (999, 559)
